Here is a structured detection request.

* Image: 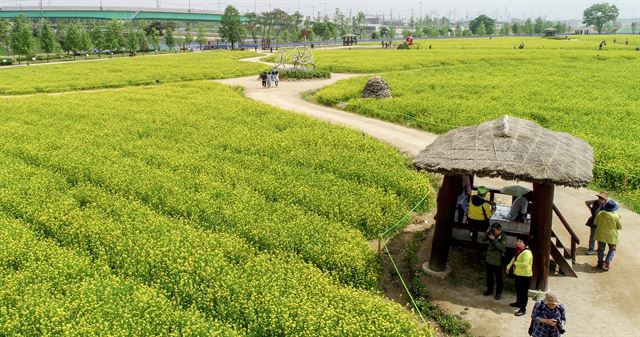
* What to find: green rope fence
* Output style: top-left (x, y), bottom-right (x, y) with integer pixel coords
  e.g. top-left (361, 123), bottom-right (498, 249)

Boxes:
top-left (378, 194), bottom-right (431, 326)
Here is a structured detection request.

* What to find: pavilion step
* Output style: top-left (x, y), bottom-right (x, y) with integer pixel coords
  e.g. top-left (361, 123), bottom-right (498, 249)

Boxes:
top-left (550, 242), bottom-right (577, 277)
top-left (552, 235), bottom-right (573, 260)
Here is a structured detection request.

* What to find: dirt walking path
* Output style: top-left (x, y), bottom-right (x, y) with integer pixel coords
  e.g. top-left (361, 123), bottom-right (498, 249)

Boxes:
top-left (217, 72), bottom-right (640, 336)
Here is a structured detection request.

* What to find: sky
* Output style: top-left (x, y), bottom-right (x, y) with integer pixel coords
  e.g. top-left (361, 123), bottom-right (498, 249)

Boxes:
top-left (1, 0), bottom-right (639, 21)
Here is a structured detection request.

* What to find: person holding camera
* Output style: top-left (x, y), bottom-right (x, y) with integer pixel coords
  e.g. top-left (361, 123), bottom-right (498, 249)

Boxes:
top-left (483, 223), bottom-right (507, 300)
top-left (528, 291), bottom-right (566, 337)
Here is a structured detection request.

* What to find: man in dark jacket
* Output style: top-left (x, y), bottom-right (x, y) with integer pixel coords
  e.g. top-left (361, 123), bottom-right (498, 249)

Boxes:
top-left (484, 223), bottom-right (507, 300)
top-left (585, 191), bottom-right (608, 255)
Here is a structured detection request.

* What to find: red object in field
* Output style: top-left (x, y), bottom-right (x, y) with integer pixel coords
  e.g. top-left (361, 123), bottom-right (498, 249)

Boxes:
top-left (406, 36), bottom-right (414, 46)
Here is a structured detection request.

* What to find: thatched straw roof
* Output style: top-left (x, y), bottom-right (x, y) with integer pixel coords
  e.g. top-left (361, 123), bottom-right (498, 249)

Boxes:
top-left (413, 116), bottom-right (593, 187)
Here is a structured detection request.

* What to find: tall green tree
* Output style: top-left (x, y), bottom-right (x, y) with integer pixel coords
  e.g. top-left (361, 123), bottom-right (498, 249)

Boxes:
top-left (352, 11), bottom-right (366, 34)
top-left (90, 23), bottom-right (105, 52)
top-left (389, 26), bottom-right (397, 39)
top-left (219, 5), bottom-right (246, 49)
top-left (0, 19), bottom-right (11, 55)
top-left (39, 19), bottom-right (57, 61)
top-left (499, 22), bottom-right (510, 35)
top-left (523, 18), bottom-right (534, 34)
top-left (476, 22), bottom-right (486, 36)
top-left (455, 22), bottom-right (463, 36)
top-left (10, 16), bottom-right (35, 64)
top-left (469, 15), bottom-right (496, 35)
top-left (379, 26), bottom-right (390, 38)
top-left (533, 17), bottom-right (545, 33)
top-left (183, 26), bottom-right (194, 51)
top-left (127, 28), bottom-right (139, 52)
top-left (106, 19), bottom-right (125, 54)
top-left (632, 22), bottom-right (638, 34)
top-left (583, 3), bottom-right (619, 34)
top-left (138, 30), bottom-right (149, 52)
top-left (196, 26), bottom-right (207, 50)
top-left (554, 21), bottom-right (567, 33)
top-left (150, 27), bottom-right (161, 54)
top-left (244, 12), bottom-right (259, 44)
top-left (333, 8), bottom-right (349, 36)
top-left (511, 22), bottom-right (521, 35)
top-left (165, 27), bottom-right (175, 51)
top-left (63, 23), bottom-right (82, 60)
top-left (79, 26), bottom-right (93, 59)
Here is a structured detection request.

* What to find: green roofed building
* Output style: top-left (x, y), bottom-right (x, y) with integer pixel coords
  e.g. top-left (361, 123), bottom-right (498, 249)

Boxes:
top-left (0, 6), bottom-right (248, 22)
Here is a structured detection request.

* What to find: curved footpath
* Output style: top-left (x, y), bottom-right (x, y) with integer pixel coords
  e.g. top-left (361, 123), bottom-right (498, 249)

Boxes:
top-left (217, 71), bottom-right (640, 336)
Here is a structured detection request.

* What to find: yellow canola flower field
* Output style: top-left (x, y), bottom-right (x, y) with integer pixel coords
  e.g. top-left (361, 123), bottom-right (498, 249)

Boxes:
top-left (0, 51), bottom-right (267, 95)
top-left (0, 215), bottom-right (240, 336)
top-left (0, 82), bottom-right (433, 336)
top-left (315, 35), bottom-right (640, 210)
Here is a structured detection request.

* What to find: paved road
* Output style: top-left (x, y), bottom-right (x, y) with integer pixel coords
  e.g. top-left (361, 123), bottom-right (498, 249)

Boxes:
top-left (217, 71), bottom-right (640, 337)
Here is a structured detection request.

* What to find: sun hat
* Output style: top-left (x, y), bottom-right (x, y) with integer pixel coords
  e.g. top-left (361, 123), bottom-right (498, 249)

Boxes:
top-left (603, 199), bottom-right (620, 212)
top-left (596, 191), bottom-right (609, 200)
top-left (544, 291), bottom-right (560, 305)
top-left (477, 186), bottom-right (489, 196)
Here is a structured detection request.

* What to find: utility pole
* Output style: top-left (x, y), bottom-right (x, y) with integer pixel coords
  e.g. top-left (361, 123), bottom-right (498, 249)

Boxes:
top-left (156, 0), bottom-right (160, 8)
top-left (217, 1), bottom-right (221, 11)
top-left (312, 5), bottom-right (315, 20)
top-left (297, 0), bottom-right (300, 14)
top-left (420, 1), bottom-right (422, 20)
top-left (188, 0), bottom-right (191, 13)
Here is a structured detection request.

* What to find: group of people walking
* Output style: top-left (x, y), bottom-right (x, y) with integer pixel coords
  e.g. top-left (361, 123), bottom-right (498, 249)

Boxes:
top-left (585, 191), bottom-right (623, 271)
top-left (260, 70), bottom-right (280, 88)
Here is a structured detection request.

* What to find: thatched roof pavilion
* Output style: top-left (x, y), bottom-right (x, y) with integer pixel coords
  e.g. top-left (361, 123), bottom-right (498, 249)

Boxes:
top-left (413, 115), bottom-right (593, 187)
top-left (414, 116), bottom-right (593, 290)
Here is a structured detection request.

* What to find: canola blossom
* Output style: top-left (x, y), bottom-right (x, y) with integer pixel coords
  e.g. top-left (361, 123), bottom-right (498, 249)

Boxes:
top-left (0, 82), bottom-right (433, 336)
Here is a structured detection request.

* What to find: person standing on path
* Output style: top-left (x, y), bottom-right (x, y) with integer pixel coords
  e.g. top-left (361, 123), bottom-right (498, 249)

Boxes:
top-left (259, 72), bottom-right (267, 88)
top-left (266, 70), bottom-right (273, 88)
top-left (594, 199), bottom-right (623, 271)
top-left (584, 191), bottom-right (608, 255)
top-left (484, 223), bottom-right (507, 300)
top-left (529, 291), bottom-right (566, 337)
top-left (274, 71), bottom-right (280, 88)
top-left (507, 237), bottom-right (533, 316)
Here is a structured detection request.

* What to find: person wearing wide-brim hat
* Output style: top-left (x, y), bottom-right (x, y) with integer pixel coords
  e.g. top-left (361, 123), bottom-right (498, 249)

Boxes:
top-left (529, 291), bottom-right (567, 337)
top-left (594, 199), bottom-right (622, 271)
top-left (584, 191), bottom-right (609, 255)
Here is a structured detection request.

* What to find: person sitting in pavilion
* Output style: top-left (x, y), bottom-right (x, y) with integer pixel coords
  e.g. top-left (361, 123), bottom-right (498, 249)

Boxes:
top-left (508, 191), bottom-right (533, 222)
top-left (467, 186), bottom-right (496, 241)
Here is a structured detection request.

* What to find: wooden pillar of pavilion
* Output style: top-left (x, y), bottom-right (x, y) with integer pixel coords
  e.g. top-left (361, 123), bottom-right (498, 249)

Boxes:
top-left (530, 182), bottom-right (555, 291)
top-left (428, 175), bottom-right (461, 272)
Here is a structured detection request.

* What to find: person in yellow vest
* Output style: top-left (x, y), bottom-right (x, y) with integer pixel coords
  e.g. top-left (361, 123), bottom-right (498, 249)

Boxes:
top-left (507, 237), bottom-right (533, 316)
top-left (467, 186), bottom-right (496, 241)
top-left (594, 199), bottom-right (622, 271)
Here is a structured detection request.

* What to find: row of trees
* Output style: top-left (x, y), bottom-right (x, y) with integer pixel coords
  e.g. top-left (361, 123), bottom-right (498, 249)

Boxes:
top-left (218, 4), bottom-right (619, 48)
top-left (241, 6), bottom-right (367, 44)
top-left (0, 3), bottom-right (630, 59)
top-left (0, 16), bottom-right (211, 63)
